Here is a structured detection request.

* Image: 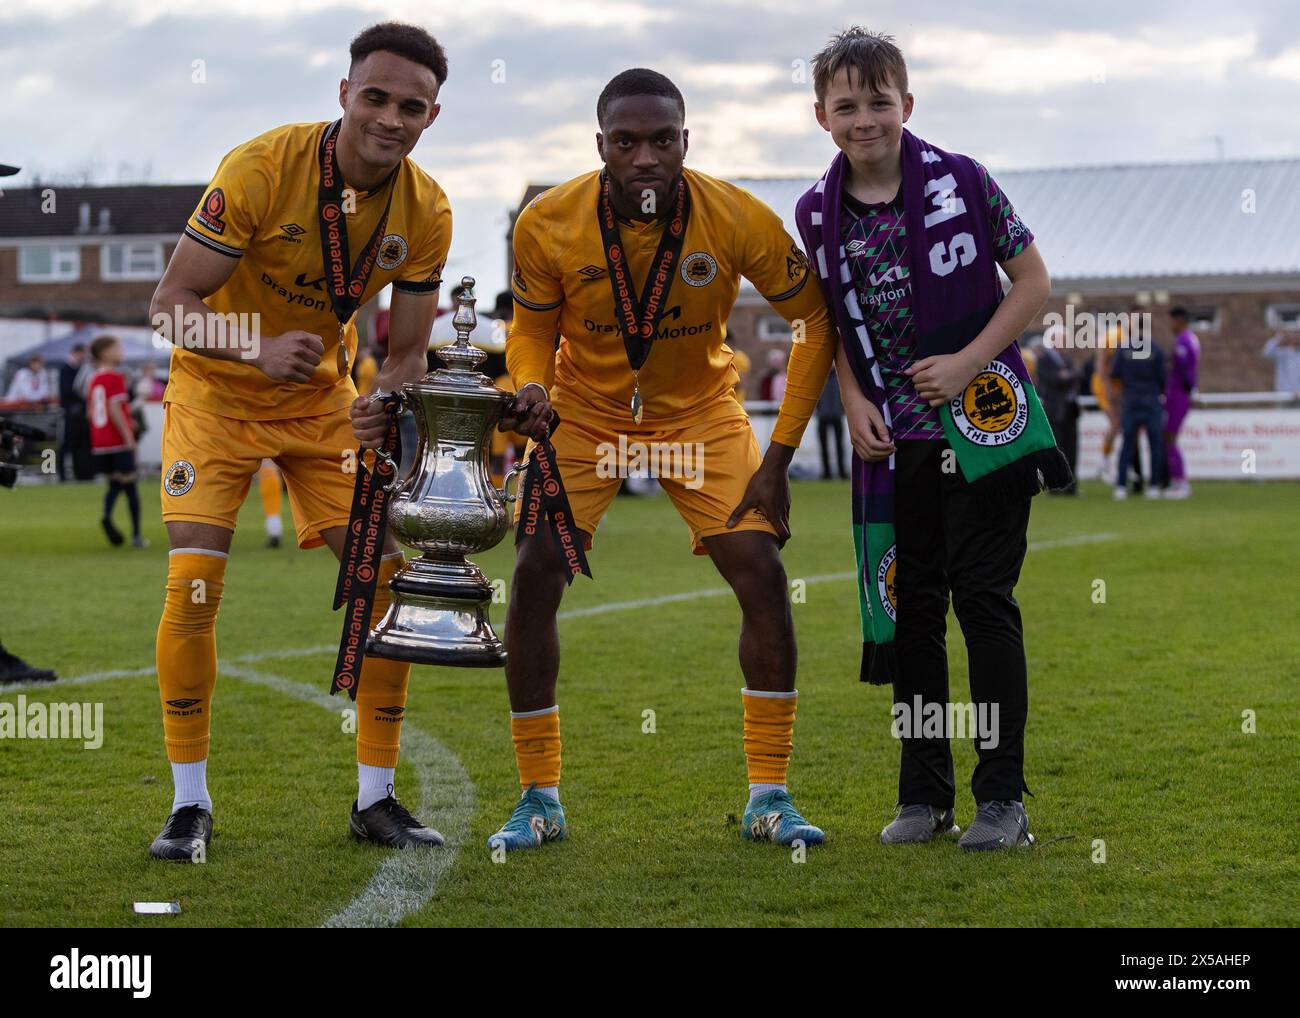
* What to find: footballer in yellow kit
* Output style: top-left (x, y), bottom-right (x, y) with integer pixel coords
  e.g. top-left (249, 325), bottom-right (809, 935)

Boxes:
top-left (145, 23), bottom-right (453, 861)
top-left (488, 69), bottom-right (837, 852)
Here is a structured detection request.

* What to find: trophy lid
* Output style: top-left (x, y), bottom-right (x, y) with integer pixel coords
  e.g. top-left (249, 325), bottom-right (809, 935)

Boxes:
top-left (437, 277), bottom-right (489, 373)
top-left (406, 275), bottom-right (509, 405)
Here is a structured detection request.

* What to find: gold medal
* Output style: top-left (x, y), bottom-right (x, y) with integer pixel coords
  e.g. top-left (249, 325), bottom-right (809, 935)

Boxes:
top-left (630, 374), bottom-right (643, 425)
top-left (336, 323), bottom-right (349, 376)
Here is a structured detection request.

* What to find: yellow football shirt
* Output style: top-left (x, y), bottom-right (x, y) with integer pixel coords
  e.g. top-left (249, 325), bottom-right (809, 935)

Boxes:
top-left (506, 168), bottom-right (833, 444)
top-left (169, 121), bottom-right (452, 420)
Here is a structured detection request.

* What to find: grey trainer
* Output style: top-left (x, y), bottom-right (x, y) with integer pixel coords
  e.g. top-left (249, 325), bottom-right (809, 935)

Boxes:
top-left (880, 803), bottom-right (959, 844)
top-left (959, 799), bottom-right (1035, 852)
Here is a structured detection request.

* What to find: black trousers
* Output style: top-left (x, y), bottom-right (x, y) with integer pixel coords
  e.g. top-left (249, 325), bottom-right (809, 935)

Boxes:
top-left (891, 440), bottom-right (1032, 806)
top-left (818, 415), bottom-right (847, 480)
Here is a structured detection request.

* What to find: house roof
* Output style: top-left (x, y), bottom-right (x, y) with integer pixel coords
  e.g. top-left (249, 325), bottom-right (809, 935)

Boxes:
top-left (0, 184), bottom-right (205, 240)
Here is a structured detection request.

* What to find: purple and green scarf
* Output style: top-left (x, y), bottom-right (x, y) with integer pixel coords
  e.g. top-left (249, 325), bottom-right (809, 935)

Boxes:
top-left (795, 129), bottom-right (1072, 685)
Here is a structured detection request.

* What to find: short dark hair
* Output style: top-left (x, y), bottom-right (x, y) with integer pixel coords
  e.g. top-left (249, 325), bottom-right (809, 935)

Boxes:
top-left (70, 342), bottom-right (85, 353)
top-left (812, 26), bottom-right (908, 104)
top-left (597, 68), bottom-right (685, 128)
top-left (89, 334), bottom-right (118, 362)
top-left (349, 22), bottom-right (448, 85)
top-left (1169, 306), bottom-right (1189, 319)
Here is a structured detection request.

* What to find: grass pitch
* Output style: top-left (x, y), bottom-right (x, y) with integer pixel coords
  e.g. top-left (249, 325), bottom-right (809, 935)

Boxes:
top-left (1, 477), bottom-right (1296, 927)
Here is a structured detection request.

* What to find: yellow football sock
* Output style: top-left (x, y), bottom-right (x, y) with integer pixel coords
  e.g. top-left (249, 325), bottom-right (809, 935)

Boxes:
top-left (511, 706), bottom-right (561, 790)
top-left (258, 461), bottom-right (281, 518)
top-left (355, 552), bottom-right (412, 768)
top-left (156, 549), bottom-right (227, 763)
top-left (742, 688), bottom-right (797, 786)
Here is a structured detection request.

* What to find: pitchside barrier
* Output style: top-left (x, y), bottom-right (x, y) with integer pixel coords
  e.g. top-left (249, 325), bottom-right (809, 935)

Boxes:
top-left (747, 392), bottom-right (1300, 482)
top-left (6, 394), bottom-right (1298, 483)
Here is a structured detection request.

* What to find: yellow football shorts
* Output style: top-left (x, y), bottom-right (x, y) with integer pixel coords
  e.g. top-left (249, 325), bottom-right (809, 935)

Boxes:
top-left (513, 407), bottom-right (778, 555)
top-left (159, 401), bottom-right (357, 549)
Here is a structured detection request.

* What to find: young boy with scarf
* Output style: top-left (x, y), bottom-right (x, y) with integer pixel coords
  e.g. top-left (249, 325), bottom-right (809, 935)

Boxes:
top-left (796, 28), bottom-right (1072, 850)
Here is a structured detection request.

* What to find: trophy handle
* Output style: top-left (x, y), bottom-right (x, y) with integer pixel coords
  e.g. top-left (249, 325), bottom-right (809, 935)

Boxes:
top-left (374, 448), bottom-right (405, 495)
top-left (498, 461), bottom-right (528, 504)
top-left (364, 388), bottom-right (408, 494)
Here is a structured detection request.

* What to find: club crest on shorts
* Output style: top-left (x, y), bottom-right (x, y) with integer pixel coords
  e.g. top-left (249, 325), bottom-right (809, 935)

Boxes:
top-left (376, 234), bottom-right (408, 270)
top-left (680, 251), bottom-right (717, 287)
top-left (950, 360), bottom-right (1028, 446)
top-left (164, 460), bottom-right (196, 496)
top-left (876, 544), bottom-right (898, 623)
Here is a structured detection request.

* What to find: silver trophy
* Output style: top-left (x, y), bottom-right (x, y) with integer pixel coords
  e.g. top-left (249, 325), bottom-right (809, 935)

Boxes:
top-left (366, 277), bottom-right (523, 666)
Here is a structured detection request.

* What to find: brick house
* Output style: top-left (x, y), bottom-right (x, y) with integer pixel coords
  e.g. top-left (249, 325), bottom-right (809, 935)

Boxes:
top-left (507, 157), bottom-right (1300, 397)
top-left (0, 185), bottom-right (204, 324)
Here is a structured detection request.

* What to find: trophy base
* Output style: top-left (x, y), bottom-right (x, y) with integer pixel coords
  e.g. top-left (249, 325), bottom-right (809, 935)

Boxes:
top-left (365, 556), bottom-right (506, 668)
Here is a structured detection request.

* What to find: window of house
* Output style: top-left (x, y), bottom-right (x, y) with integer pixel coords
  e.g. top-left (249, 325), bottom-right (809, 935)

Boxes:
top-left (1265, 304), bottom-right (1300, 330)
top-left (757, 315), bottom-right (792, 342)
top-left (101, 242), bottom-right (165, 281)
top-left (1182, 305), bottom-right (1218, 331)
top-left (18, 245), bottom-right (81, 283)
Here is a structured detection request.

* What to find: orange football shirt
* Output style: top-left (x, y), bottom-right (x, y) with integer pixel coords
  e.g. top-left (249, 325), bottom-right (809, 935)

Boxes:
top-left (506, 167), bottom-right (833, 445)
top-left (169, 121), bottom-right (452, 420)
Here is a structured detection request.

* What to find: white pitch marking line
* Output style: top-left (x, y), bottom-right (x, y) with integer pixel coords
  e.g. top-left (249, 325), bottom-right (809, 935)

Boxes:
top-left (1, 532), bottom-right (1119, 690)
top-left (553, 531), bottom-right (1120, 619)
top-left (220, 665), bottom-right (474, 930)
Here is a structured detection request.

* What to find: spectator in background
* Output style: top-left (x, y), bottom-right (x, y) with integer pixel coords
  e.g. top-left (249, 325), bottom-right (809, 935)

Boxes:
top-left (130, 361), bottom-right (162, 443)
top-left (87, 334), bottom-right (146, 547)
top-left (1021, 339), bottom-right (1039, 388)
top-left (1093, 316), bottom-right (1123, 480)
top-left (731, 346), bottom-right (751, 401)
top-left (58, 343), bottom-right (90, 481)
top-left (353, 342), bottom-right (380, 395)
top-left (489, 290), bottom-right (521, 488)
top-left (815, 368), bottom-right (848, 480)
top-left (1163, 307), bottom-right (1200, 499)
top-left (6, 354), bottom-right (52, 403)
top-left (135, 360), bottom-right (165, 400)
top-left (1262, 331), bottom-right (1300, 397)
top-left (1110, 328), bottom-right (1166, 501)
top-left (759, 347), bottom-right (787, 402)
top-left (1036, 326), bottom-right (1080, 495)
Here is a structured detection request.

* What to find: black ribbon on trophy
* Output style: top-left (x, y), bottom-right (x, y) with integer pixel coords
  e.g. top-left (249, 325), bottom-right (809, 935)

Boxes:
top-left (330, 396), bottom-right (403, 699)
top-left (317, 118), bottom-right (398, 378)
top-left (595, 169), bottom-right (691, 425)
top-left (514, 409), bottom-right (592, 584)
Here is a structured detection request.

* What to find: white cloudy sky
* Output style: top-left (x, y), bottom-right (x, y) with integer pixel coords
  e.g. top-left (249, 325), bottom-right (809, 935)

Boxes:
top-left (3, 0), bottom-right (1298, 300)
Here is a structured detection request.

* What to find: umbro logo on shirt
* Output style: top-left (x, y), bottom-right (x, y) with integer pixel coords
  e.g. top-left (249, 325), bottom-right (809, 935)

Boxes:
top-left (276, 223), bottom-right (307, 244)
top-left (577, 264), bottom-right (606, 282)
top-left (846, 239), bottom-right (866, 255)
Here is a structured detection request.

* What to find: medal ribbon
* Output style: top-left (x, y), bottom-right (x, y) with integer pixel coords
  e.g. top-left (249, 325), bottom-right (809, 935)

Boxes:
top-left (330, 399), bottom-right (403, 700)
top-left (317, 119), bottom-right (398, 350)
top-left (595, 170), bottom-right (691, 393)
top-left (514, 414), bottom-right (593, 584)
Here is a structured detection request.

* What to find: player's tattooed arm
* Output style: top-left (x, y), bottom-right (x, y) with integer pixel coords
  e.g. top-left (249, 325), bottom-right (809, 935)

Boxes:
top-left (349, 284), bottom-right (439, 448)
